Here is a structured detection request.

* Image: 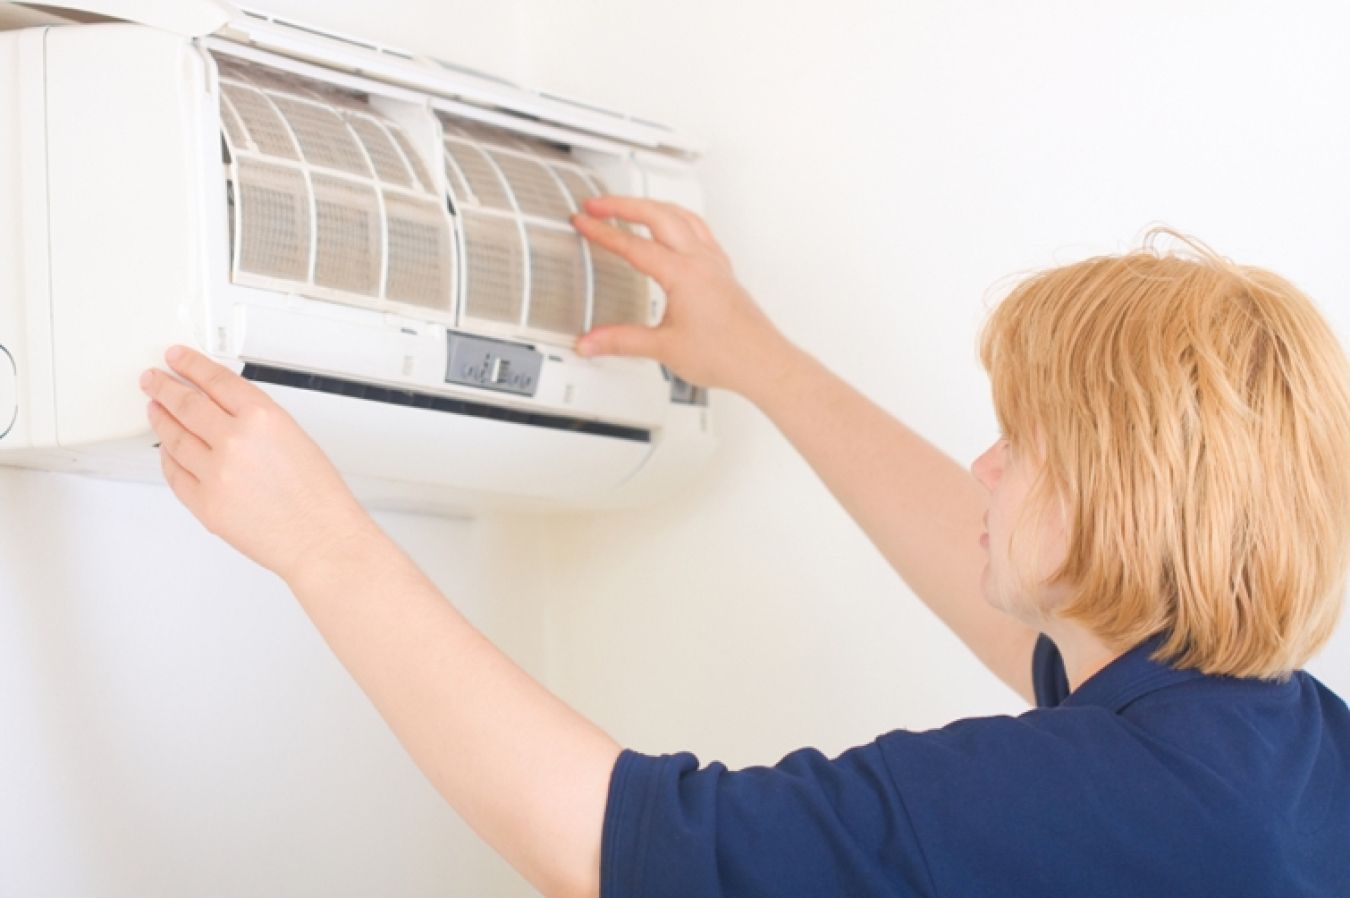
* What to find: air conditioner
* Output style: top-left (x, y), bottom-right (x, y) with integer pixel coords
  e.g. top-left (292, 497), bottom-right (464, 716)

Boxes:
top-left (0, 0), bottom-right (716, 514)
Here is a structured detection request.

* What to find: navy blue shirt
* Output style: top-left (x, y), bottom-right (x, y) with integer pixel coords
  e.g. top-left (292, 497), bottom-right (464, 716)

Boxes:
top-left (601, 635), bottom-right (1350, 896)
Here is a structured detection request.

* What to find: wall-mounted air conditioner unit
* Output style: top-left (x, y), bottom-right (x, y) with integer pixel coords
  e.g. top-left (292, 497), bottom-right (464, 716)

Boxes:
top-left (0, 0), bottom-right (715, 513)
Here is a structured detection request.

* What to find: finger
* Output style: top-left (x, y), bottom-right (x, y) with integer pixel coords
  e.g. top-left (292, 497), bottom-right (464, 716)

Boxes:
top-left (576, 324), bottom-right (664, 361)
top-left (147, 399), bottom-right (212, 479)
top-left (140, 368), bottom-right (228, 448)
top-left (581, 195), bottom-right (700, 253)
top-left (163, 346), bottom-right (262, 416)
top-left (572, 214), bottom-right (679, 287)
top-left (159, 442), bottom-right (201, 508)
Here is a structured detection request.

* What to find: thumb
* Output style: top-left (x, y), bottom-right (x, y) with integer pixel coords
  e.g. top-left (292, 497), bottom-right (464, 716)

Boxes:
top-left (576, 325), bottom-right (663, 361)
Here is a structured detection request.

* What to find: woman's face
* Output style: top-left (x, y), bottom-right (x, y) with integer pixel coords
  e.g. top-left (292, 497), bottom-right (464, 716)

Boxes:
top-left (970, 437), bottom-right (1072, 625)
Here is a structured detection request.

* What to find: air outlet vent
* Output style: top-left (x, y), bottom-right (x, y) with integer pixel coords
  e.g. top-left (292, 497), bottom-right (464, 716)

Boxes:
top-left (243, 364), bottom-right (651, 443)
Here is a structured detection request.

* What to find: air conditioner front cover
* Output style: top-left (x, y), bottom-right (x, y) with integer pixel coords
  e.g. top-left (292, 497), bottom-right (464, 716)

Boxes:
top-left (0, 12), bottom-right (716, 514)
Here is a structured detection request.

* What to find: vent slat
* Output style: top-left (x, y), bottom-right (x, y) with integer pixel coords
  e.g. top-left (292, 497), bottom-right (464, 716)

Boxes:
top-left (242, 364), bottom-right (652, 443)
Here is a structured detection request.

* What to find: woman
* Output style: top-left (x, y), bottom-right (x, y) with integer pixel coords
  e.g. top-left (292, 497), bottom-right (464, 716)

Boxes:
top-left (138, 196), bottom-right (1350, 897)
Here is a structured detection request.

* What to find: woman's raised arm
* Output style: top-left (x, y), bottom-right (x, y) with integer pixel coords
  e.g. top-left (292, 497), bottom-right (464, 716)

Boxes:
top-left (140, 349), bottom-right (616, 898)
top-left (574, 198), bottom-right (1039, 702)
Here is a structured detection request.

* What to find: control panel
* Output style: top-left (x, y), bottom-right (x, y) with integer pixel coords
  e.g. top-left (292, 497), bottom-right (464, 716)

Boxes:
top-left (661, 364), bottom-right (709, 407)
top-left (445, 332), bottom-right (543, 397)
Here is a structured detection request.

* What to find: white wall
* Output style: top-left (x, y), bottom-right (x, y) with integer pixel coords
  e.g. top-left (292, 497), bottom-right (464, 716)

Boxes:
top-left (3, 2), bottom-right (1350, 897)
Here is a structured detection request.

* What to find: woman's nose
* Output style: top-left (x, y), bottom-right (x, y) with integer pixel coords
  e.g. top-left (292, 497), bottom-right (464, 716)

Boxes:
top-left (971, 439), bottom-right (1006, 489)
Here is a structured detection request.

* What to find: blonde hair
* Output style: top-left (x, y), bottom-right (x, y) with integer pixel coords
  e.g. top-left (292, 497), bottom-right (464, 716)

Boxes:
top-left (980, 228), bottom-right (1350, 678)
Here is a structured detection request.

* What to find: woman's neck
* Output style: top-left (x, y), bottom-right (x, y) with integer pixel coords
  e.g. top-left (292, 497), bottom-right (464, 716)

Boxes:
top-left (1042, 621), bottom-right (1121, 692)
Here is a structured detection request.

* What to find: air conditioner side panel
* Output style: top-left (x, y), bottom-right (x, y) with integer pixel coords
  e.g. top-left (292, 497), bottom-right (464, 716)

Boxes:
top-left (635, 151), bottom-right (704, 213)
top-left (0, 28), bottom-right (55, 450)
top-left (612, 151), bottom-right (717, 505)
top-left (45, 23), bottom-right (204, 448)
top-left (0, 31), bottom-right (28, 444)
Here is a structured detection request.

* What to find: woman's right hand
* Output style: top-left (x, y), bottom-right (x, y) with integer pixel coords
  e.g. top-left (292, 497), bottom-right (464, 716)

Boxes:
top-left (571, 196), bottom-right (793, 398)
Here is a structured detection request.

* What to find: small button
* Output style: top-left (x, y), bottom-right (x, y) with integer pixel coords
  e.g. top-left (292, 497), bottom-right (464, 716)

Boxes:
top-left (0, 345), bottom-right (16, 439)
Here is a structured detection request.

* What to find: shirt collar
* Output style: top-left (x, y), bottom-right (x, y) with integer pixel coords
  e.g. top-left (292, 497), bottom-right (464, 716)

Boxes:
top-left (1062, 633), bottom-right (1208, 713)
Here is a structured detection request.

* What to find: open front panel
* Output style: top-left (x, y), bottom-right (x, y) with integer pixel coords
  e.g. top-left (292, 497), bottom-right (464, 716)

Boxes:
top-left (214, 52), bottom-right (455, 321)
top-left (440, 118), bottom-right (653, 341)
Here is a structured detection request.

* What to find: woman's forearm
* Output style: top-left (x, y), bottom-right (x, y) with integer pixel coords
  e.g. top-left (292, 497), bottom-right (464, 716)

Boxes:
top-left (287, 520), bottom-right (618, 898)
top-left (745, 339), bottom-right (1039, 701)
top-left (140, 347), bottom-right (617, 897)
top-left (571, 199), bottom-right (1038, 701)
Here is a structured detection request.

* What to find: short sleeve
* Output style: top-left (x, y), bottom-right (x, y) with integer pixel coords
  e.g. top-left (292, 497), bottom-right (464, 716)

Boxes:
top-left (602, 709), bottom-right (1208, 898)
top-left (601, 744), bottom-right (935, 898)
top-left (1032, 633), bottom-right (1070, 707)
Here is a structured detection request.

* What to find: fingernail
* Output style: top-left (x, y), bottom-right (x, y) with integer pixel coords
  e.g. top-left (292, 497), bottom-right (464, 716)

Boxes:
top-left (139, 369), bottom-right (153, 390)
top-left (166, 345), bottom-right (185, 363)
top-left (576, 341), bottom-right (594, 357)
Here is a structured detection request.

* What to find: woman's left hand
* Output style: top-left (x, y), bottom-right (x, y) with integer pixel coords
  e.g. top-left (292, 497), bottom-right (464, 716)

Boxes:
top-left (139, 346), bottom-right (375, 583)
